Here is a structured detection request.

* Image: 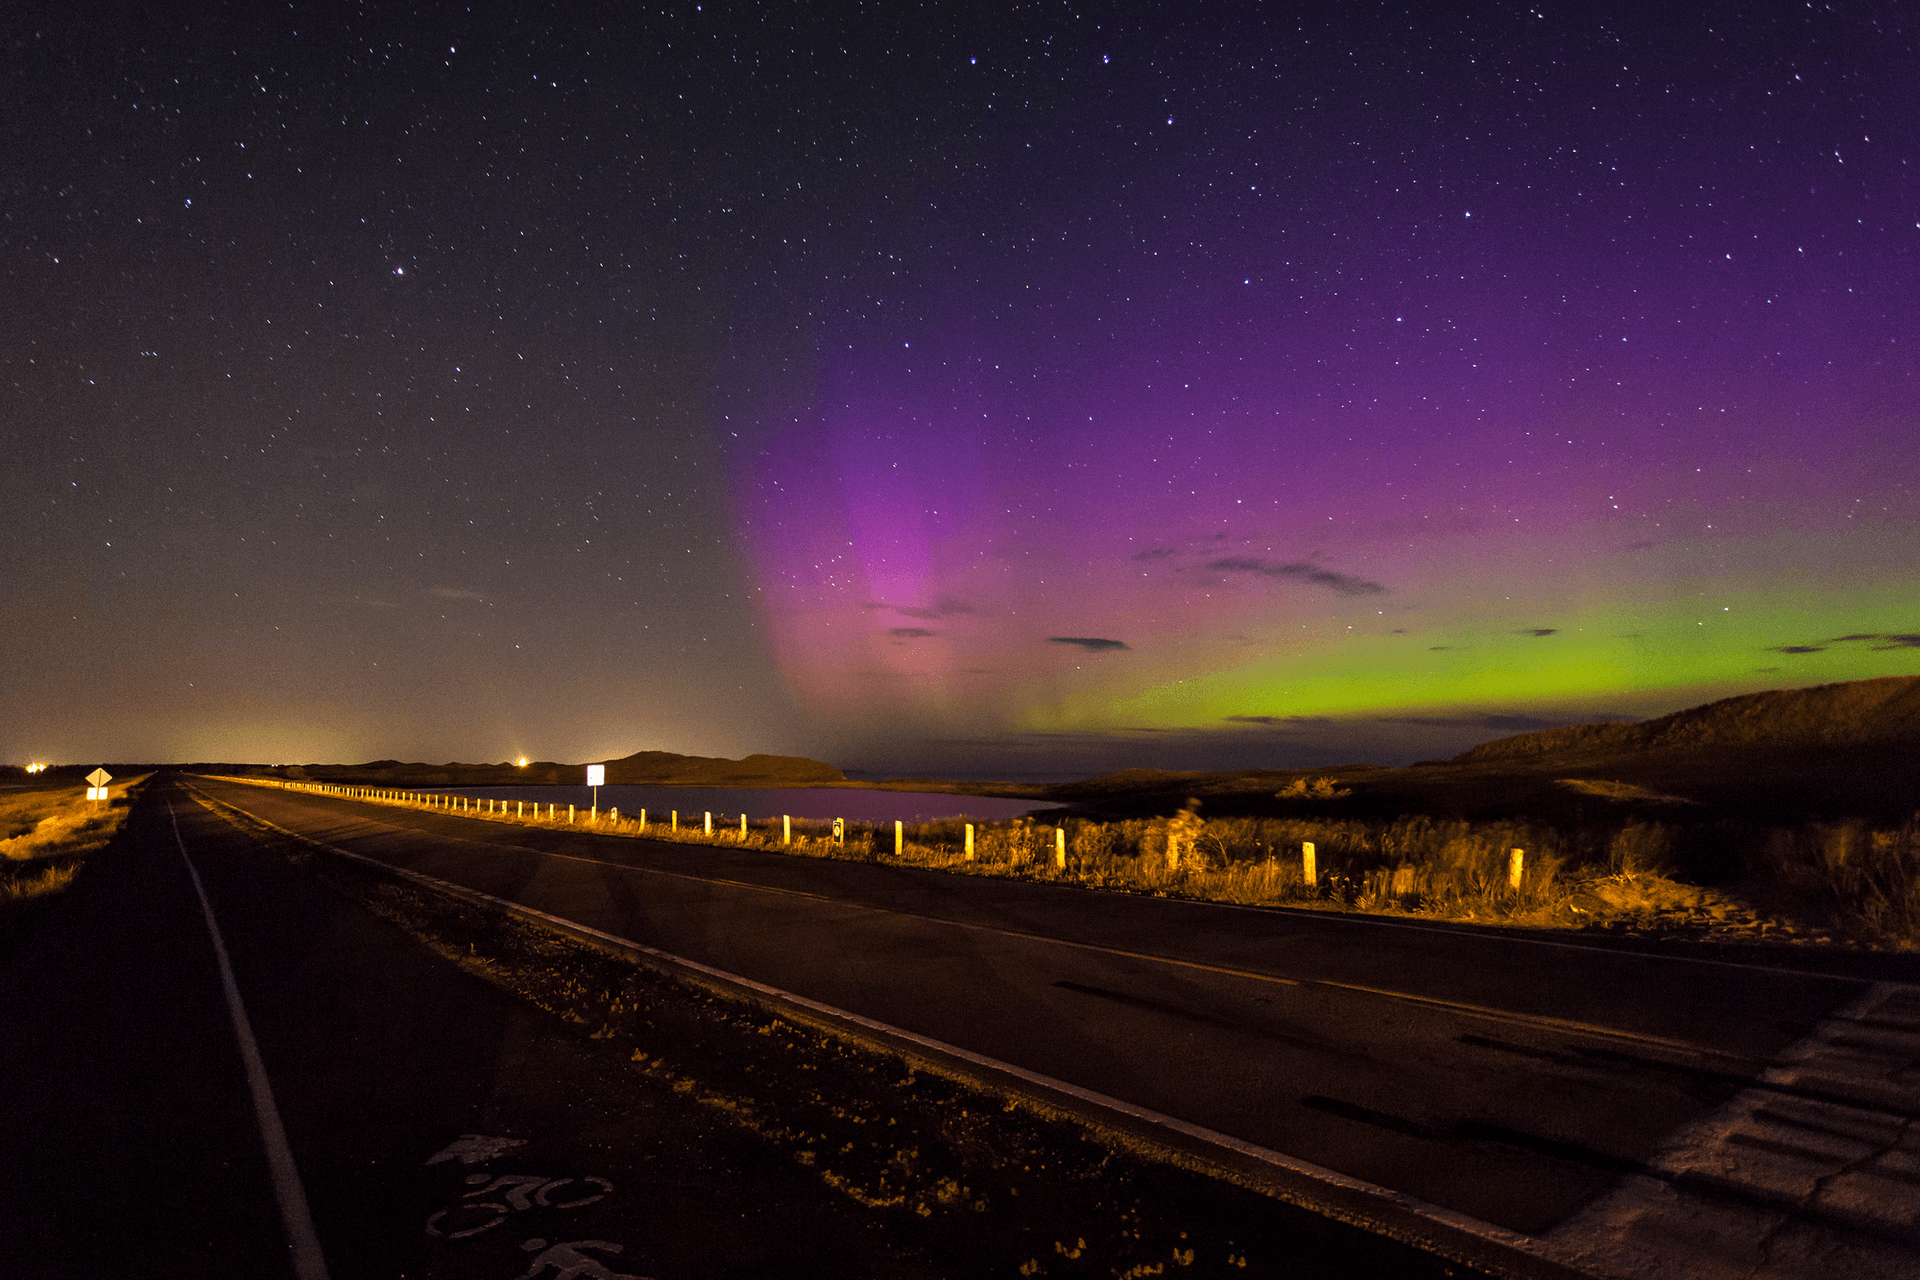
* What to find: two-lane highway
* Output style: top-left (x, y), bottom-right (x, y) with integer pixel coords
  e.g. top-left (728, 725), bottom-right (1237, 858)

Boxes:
top-left (184, 773), bottom-right (1920, 1277)
top-left (2, 779), bottom-right (1007, 1279)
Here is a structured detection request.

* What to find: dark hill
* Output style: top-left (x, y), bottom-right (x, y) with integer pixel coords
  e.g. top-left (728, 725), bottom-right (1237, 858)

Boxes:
top-left (1011, 678), bottom-right (1920, 826)
top-left (1454, 676), bottom-right (1920, 764)
top-left (603, 751), bottom-right (845, 786)
top-left (206, 750), bottom-right (847, 789)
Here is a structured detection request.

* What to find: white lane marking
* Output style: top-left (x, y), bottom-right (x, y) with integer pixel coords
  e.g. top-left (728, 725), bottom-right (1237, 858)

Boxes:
top-left (425, 1173), bottom-right (613, 1237)
top-left (425, 1204), bottom-right (507, 1240)
top-left (198, 784), bottom-right (1788, 1067)
top-left (426, 1134), bottom-right (528, 1165)
top-left (514, 1238), bottom-right (648, 1280)
top-left (168, 801), bottom-right (332, 1280)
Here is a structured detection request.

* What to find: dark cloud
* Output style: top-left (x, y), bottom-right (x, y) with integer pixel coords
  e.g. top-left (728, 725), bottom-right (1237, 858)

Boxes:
top-left (1225, 715), bottom-right (1334, 728)
top-left (1382, 713), bottom-right (1561, 730)
top-left (1049, 636), bottom-right (1129, 652)
top-left (1383, 711), bottom-right (1640, 732)
top-left (1206, 558), bottom-right (1387, 596)
top-left (1428, 645), bottom-right (1455, 651)
top-left (868, 597), bottom-right (975, 620)
top-left (894, 597), bottom-right (976, 621)
top-left (1799, 633), bottom-right (1920, 651)
top-left (1131, 546), bottom-right (1181, 562)
top-left (1771, 645), bottom-right (1825, 654)
top-left (1516, 628), bottom-right (1558, 637)
top-left (888, 627), bottom-right (937, 639)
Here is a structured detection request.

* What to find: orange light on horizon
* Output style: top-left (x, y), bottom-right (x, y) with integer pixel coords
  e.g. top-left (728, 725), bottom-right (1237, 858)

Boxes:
top-left (516, 757), bottom-right (529, 767)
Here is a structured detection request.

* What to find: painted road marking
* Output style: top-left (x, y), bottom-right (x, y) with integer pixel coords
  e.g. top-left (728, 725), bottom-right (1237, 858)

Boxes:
top-left (427, 1134), bottom-right (528, 1166)
top-left (167, 801), bottom-right (332, 1280)
top-left (428, 1174), bottom-right (615, 1236)
top-left (512, 1237), bottom-right (650, 1280)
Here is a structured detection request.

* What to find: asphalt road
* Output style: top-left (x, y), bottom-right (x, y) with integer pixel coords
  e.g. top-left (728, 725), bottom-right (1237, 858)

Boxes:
top-left (0, 780), bottom-right (988, 1280)
top-left (11, 775), bottom-right (1912, 1278)
top-left (176, 775), bottom-right (1891, 1243)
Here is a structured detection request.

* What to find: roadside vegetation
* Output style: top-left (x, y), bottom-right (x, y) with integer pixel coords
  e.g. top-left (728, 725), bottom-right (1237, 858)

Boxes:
top-left (236, 777), bottom-right (1920, 949)
top-left (0, 777), bottom-right (144, 906)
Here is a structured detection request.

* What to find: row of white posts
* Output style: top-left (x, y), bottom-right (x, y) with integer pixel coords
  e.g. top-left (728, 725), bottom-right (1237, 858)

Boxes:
top-left (271, 781), bottom-right (1527, 889)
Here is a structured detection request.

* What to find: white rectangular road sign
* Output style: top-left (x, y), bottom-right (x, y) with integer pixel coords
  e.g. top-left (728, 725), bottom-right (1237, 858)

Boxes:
top-left (585, 764), bottom-right (605, 788)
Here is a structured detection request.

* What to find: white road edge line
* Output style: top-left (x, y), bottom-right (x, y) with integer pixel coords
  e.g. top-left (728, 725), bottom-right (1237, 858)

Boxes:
top-left (192, 787), bottom-right (1592, 1279)
top-left (168, 801), bottom-right (332, 1280)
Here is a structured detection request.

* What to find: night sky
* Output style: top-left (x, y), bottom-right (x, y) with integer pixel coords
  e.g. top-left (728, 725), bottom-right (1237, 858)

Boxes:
top-left (5, 2), bottom-right (1916, 778)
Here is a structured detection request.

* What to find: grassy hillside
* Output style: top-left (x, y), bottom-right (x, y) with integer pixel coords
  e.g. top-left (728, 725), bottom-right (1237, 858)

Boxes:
top-left (1456, 675), bottom-right (1920, 763)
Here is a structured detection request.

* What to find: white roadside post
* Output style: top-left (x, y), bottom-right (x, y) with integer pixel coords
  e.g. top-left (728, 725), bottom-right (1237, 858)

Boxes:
top-left (639, 808), bottom-right (647, 831)
top-left (783, 815), bottom-right (791, 845)
top-left (1302, 841), bottom-right (1317, 889)
top-left (1509, 848), bottom-right (1525, 892)
top-left (965, 823), bottom-right (974, 861)
top-left (740, 813), bottom-right (747, 840)
top-left (1055, 826), bottom-right (1067, 870)
top-left (894, 820), bottom-right (903, 858)
top-left (86, 767), bottom-right (112, 802)
top-left (704, 811), bottom-right (712, 836)
top-left (587, 764), bottom-right (604, 818)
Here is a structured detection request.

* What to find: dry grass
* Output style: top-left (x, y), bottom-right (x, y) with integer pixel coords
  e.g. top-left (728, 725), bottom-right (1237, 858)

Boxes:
top-left (1758, 818), bottom-right (1920, 947)
top-left (0, 778), bottom-right (143, 905)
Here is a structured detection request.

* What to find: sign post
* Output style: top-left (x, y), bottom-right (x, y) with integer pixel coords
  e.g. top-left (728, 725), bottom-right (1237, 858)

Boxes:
top-left (86, 768), bottom-right (112, 802)
top-left (586, 764), bottom-right (605, 816)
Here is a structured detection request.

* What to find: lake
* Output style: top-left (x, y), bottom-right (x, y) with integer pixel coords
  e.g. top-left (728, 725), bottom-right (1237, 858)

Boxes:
top-left (418, 784), bottom-right (1058, 825)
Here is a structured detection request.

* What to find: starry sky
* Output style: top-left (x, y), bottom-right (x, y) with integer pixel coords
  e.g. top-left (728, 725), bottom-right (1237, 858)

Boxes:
top-left (4, 2), bottom-right (1916, 778)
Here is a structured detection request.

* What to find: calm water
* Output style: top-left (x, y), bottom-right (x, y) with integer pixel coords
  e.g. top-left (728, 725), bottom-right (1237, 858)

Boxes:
top-left (418, 784), bottom-right (1057, 824)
